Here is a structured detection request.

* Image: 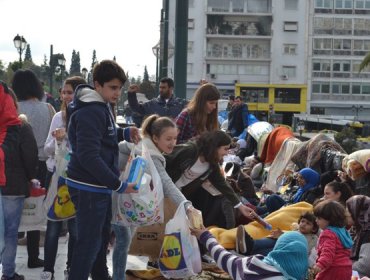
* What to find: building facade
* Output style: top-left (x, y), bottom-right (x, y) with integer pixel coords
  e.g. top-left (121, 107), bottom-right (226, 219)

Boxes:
top-left (167, 0), bottom-right (370, 124)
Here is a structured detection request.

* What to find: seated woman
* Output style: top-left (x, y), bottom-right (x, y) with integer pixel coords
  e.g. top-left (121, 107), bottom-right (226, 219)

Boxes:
top-left (165, 130), bottom-right (256, 229)
top-left (262, 168), bottom-right (320, 213)
top-left (346, 195), bottom-right (370, 278)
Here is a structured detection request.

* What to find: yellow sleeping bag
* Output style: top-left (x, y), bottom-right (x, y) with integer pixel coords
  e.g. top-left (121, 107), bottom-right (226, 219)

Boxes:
top-left (209, 201), bottom-right (313, 249)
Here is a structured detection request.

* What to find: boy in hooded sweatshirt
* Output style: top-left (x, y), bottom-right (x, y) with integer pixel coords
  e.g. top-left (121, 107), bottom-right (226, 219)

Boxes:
top-left (66, 60), bottom-right (137, 280)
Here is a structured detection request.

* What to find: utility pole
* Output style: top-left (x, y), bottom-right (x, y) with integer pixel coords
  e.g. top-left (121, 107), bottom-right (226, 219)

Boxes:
top-left (49, 45), bottom-right (54, 95)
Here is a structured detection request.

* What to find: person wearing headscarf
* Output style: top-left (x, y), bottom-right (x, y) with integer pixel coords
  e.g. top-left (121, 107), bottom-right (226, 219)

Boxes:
top-left (192, 228), bottom-right (308, 280)
top-left (346, 195), bottom-right (370, 278)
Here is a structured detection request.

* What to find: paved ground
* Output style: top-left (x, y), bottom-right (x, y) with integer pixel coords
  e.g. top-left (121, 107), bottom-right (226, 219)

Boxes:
top-left (0, 235), bottom-right (148, 280)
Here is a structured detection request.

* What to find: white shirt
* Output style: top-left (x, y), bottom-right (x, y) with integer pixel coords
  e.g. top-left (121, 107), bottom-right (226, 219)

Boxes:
top-left (175, 158), bottom-right (209, 188)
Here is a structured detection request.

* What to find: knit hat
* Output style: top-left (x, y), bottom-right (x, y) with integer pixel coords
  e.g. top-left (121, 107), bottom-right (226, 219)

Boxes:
top-left (263, 231), bottom-right (308, 280)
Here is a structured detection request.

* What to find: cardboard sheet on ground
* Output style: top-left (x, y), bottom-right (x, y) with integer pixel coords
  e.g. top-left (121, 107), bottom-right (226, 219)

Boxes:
top-left (209, 201), bottom-right (313, 249)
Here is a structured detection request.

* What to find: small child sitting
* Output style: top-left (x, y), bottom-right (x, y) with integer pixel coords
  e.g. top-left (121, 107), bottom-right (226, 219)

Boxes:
top-left (235, 212), bottom-right (318, 267)
top-left (191, 227), bottom-right (309, 280)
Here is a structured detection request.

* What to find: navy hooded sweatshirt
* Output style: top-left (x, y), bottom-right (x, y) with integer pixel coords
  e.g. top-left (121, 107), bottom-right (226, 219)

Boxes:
top-left (66, 85), bottom-right (130, 194)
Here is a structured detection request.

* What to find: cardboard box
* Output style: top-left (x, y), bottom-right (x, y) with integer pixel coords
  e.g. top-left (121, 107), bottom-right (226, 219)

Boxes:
top-left (129, 198), bottom-right (177, 259)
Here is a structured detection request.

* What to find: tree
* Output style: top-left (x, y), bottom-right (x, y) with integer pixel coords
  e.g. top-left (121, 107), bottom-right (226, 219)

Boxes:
top-left (143, 65), bottom-right (149, 82)
top-left (334, 126), bottom-right (358, 154)
top-left (70, 50), bottom-right (81, 76)
top-left (24, 44), bottom-right (32, 62)
top-left (140, 81), bottom-right (155, 100)
top-left (359, 52), bottom-right (370, 72)
top-left (91, 50), bottom-right (97, 70)
top-left (0, 60), bottom-right (5, 81)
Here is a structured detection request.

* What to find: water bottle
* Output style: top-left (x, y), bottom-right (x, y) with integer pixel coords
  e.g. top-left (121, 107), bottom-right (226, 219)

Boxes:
top-left (254, 215), bottom-right (272, 230)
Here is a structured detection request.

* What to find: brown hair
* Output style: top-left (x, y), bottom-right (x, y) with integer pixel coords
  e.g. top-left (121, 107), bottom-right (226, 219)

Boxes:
top-left (196, 130), bottom-right (231, 166)
top-left (61, 76), bottom-right (86, 125)
top-left (93, 60), bottom-right (127, 86)
top-left (141, 114), bottom-right (176, 139)
top-left (313, 200), bottom-right (346, 227)
top-left (186, 83), bottom-right (220, 135)
top-left (298, 212), bottom-right (319, 234)
top-left (325, 181), bottom-right (354, 205)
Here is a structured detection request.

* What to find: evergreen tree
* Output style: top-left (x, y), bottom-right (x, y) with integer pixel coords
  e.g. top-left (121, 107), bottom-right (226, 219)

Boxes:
top-left (91, 50), bottom-right (97, 70)
top-left (113, 56), bottom-right (116, 61)
top-left (140, 81), bottom-right (155, 100)
top-left (24, 44), bottom-right (32, 62)
top-left (143, 65), bottom-right (149, 82)
top-left (70, 50), bottom-right (81, 75)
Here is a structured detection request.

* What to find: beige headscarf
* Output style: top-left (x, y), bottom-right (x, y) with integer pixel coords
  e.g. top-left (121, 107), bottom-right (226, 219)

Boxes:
top-left (342, 149), bottom-right (370, 180)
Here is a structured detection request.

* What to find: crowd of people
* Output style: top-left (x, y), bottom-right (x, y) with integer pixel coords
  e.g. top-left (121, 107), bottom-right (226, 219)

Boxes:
top-left (1, 58), bottom-right (370, 280)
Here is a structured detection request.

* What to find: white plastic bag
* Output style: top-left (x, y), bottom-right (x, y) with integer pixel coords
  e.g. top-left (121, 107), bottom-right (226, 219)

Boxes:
top-left (19, 186), bottom-right (47, 231)
top-left (113, 143), bottom-right (164, 226)
top-left (159, 201), bottom-right (202, 279)
top-left (43, 140), bottom-right (76, 221)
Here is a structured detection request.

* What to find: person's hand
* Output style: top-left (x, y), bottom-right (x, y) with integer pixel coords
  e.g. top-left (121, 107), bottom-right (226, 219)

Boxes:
top-left (270, 228), bottom-right (283, 239)
top-left (115, 182), bottom-right (138, 194)
top-left (52, 128), bottom-right (66, 142)
top-left (238, 204), bottom-right (257, 220)
top-left (129, 127), bottom-right (141, 144)
top-left (128, 84), bottom-right (140, 93)
top-left (190, 225), bottom-right (206, 240)
top-left (312, 264), bottom-right (321, 274)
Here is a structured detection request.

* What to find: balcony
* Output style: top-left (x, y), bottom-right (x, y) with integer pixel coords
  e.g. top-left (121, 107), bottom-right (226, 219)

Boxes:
top-left (207, 0), bottom-right (272, 14)
top-left (207, 15), bottom-right (272, 37)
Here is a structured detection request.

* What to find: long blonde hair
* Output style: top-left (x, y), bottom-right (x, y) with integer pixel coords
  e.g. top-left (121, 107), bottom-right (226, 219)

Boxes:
top-left (186, 83), bottom-right (220, 134)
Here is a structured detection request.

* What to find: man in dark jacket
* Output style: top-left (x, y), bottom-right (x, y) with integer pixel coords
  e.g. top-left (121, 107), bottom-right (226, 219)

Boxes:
top-left (128, 77), bottom-right (186, 126)
top-left (228, 96), bottom-right (249, 137)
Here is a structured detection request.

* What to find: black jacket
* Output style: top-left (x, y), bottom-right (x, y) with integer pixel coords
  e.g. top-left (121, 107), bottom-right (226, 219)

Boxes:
top-left (2, 123), bottom-right (38, 196)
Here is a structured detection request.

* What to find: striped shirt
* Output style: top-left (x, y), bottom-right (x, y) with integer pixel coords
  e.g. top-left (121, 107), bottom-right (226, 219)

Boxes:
top-left (199, 231), bottom-right (285, 280)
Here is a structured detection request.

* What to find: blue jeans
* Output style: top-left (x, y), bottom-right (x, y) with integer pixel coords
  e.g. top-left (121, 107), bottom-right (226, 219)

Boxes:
top-left (68, 187), bottom-right (112, 280)
top-left (265, 194), bottom-right (286, 213)
top-left (112, 225), bottom-right (135, 280)
top-left (44, 218), bottom-right (77, 273)
top-left (1, 196), bottom-right (25, 277)
top-left (251, 237), bottom-right (277, 256)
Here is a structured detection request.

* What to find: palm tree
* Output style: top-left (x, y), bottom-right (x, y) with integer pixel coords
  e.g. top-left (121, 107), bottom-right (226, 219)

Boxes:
top-left (359, 52), bottom-right (370, 72)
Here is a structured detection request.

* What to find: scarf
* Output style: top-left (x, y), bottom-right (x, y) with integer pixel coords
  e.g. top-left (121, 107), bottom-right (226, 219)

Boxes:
top-left (292, 168), bottom-right (320, 203)
top-left (346, 195), bottom-right (370, 259)
top-left (327, 226), bottom-right (353, 249)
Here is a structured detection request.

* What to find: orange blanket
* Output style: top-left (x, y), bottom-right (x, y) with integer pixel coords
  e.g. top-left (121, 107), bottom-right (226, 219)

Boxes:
top-left (260, 127), bottom-right (294, 164)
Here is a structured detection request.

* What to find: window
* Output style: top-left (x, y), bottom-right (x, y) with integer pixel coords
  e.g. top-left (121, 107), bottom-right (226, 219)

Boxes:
top-left (208, 0), bottom-right (230, 12)
top-left (188, 41), bottom-right (194, 52)
top-left (355, 0), bottom-right (370, 9)
top-left (285, 0), bottom-right (298, 10)
top-left (282, 66), bottom-right (297, 78)
top-left (333, 18), bottom-right (352, 35)
top-left (314, 17), bottom-right (334, 34)
top-left (335, 0), bottom-right (353, 8)
top-left (232, 0), bottom-right (244, 12)
top-left (231, 44), bottom-right (242, 58)
top-left (312, 60), bottom-right (331, 77)
top-left (332, 83), bottom-right (350, 94)
top-left (315, 0), bottom-right (334, 8)
top-left (284, 21), bottom-right (298, 31)
top-left (283, 44), bottom-right (297, 55)
top-left (188, 19), bottom-right (195, 29)
top-left (333, 39), bottom-right (352, 55)
top-left (353, 39), bottom-right (370, 55)
top-left (238, 64), bottom-right (269, 75)
top-left (354, 18), bottom-right (370, 35)
top-left (313, 82), bottom-right (331, 94)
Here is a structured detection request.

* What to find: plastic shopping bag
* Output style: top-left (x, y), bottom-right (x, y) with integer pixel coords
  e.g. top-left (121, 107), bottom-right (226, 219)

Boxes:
top-left (43, 140), bottom-right (75, 221)
top-left (19, 183), bottom-right (47, 231)
top-left (0, 191), bottom-right (4, 254)
top-left (159, 201), bottom-right (202, 279)
top-left (113, 142), bottom-right (164, 226)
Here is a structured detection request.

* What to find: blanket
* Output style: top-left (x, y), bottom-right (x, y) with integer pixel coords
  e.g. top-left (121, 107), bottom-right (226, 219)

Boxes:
top-left (209, 202), bottom-right (313, 249)
top-left (342, 149), bottom-right (370, 180)
top-left (260, 127), bottom-right (294, 165)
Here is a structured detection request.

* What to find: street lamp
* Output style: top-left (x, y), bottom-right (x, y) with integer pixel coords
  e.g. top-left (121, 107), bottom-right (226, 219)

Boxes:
top-left (13, 34), bottom-right (27, 67)
top-left (298, 120), bottom-right (305, 138)
top-left (352, 105), bottom-right (363, 121)
top-left (81, 67), bottom-right (88, 80)
top-left (152, 42), bottom-right (160, 91)
top-left (57, 54), bottom-right (66, 88)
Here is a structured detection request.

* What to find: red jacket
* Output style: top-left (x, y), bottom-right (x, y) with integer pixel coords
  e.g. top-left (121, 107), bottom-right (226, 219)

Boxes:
top-left (315, 229), bottom-right (352, 280)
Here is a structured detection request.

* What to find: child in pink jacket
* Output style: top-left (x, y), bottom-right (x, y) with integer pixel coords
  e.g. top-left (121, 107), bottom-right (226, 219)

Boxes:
top-left (313, 200), bottom-right (353, 280)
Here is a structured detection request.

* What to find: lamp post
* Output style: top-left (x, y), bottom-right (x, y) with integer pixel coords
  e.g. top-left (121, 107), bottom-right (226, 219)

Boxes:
top-left (152, 42), bottom-right (160, 92)
top-left (81, 67), bottom-right (88, 80)
top-left (13, 34), bottom-right (27, 67)
top-left (58, 54), bottom-right (66, 88)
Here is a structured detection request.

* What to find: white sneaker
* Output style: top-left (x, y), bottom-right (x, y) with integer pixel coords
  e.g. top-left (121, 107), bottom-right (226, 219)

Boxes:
top-left (40, 271), bottom-right (54, 280)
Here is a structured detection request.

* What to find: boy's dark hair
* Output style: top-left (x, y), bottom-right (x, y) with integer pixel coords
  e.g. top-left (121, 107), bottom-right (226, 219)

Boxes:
top-left (197, 130), bottom-right (231, 166)
top-left (235, 96), bottom-right (242, 101)
top-left (229, 95), bottom-right (235, 101)
top-left (313, 200), bottom-right (346, 227)
top-left (160, 77), bottom-right (174, 88)
top-left (11, 69), bottom-right (44, 101)
top-left (299, 212), bottom-right (319, 233)
top-left (92, 60), bottom-right (127, 87)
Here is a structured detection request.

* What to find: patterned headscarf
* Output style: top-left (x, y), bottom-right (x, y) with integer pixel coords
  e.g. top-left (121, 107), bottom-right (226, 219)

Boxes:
top-left (346, 195), bottom-right (370, 259)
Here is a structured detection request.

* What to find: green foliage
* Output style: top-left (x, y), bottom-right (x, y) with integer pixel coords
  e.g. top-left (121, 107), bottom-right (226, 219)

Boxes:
top-left (91, 50), bottom-right (97, 70)
top-left (140, 80), bottom-right (155, 100)
top-left (143, 65), bottom-right (149, 82)
top-left (0, 60), bottom-right (6, 82)
top-left (24, 44), bottom-right (32, 62)
top-left (70, 50), bottom-right (81, 76)
top-left (359, 52), bottom-right (370, 72)
top-left (334, 126), bottom-right (358, 154)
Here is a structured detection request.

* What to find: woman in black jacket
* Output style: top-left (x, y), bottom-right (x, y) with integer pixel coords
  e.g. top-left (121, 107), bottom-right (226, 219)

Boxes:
top-left (0, 83), bottom-right (38, 280)
top-left (165, 130), bottom-right (256, 228)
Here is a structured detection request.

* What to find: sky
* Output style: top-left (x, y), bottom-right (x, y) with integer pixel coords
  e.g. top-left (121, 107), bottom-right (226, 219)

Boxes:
top-left (0, 0), bottom-right (162, 79)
